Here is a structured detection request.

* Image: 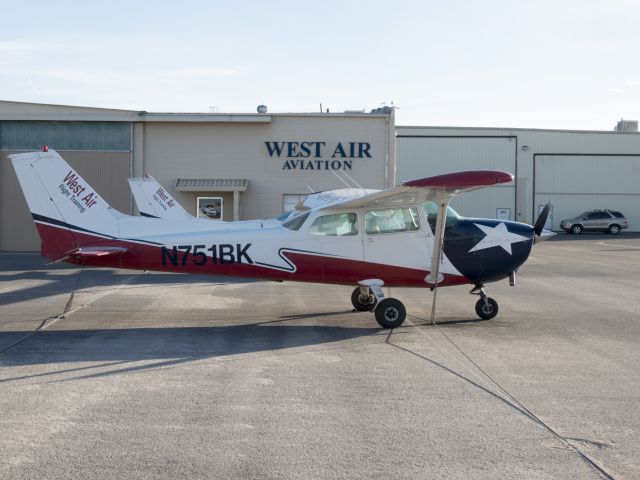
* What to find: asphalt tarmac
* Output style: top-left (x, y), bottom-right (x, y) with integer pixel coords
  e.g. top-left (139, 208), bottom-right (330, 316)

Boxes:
top-left (1, 234), bottom-right (639, 479)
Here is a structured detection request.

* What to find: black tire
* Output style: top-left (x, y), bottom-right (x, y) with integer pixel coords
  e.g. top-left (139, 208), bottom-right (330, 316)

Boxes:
top-left (475, 297), bottom-right (498, 320)
top-left (608, 224), bottom-right (621, 235)
top-left (374, 298), bottom-right (406, 328)
top-left (571, 224), bottom-right (583, 234)
top-left (351, 287), bottom-right (377, 311)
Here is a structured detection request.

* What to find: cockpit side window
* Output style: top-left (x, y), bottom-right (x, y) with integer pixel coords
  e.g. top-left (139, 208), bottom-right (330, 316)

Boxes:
top-left (308, 213), bottom-right (358, 236)
top-left (364, 208), bottom-right (420, 235)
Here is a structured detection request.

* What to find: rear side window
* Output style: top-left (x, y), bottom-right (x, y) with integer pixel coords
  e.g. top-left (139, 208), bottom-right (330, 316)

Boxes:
top-left (309, 213), bottom-right (358, 236)
top-left (611, 211), bottom-right (625, 218)
top-left (586, 212), bottom-right (610, 219)
top-left (364, 208), bottom-right (420, 235)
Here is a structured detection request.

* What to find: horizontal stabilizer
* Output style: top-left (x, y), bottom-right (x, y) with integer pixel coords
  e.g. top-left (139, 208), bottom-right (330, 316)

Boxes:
top-left (47, 246), bottom-right (128, 264)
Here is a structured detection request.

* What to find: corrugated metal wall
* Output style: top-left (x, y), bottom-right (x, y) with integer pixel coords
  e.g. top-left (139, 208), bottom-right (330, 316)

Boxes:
top-left (534, 154), bottom-right (640, 231)
top-left (0, 122), bottom-right (132, 251)
top-left (396, 136), bottom-right (517, 220)
top-left (0, 121), bottom-right (131, 151)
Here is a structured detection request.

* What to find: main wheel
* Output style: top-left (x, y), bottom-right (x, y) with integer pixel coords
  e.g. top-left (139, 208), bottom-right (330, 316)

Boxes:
top-left (608, 224), bottom-right (621, 235)
top-left (351, 287), bottom-right (377, 311)
top-left (571, 224), bottom-right (583, 234)
top-left (375, 298), bottom-right (406, 328)
top-left (475, 297), bottom-right (499, 320)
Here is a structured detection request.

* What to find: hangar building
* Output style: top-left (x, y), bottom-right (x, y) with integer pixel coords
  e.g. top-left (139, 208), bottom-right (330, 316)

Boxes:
top-left (2, 100), bottom-right (640, 252)
top-left (0, 101), bottom-right (395, 251)
top-left (397, 126), bottom-right (640, 230)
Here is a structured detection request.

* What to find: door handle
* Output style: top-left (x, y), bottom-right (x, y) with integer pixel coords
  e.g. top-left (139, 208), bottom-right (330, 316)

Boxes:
top-left (367, 237), bottom-right (374, 243)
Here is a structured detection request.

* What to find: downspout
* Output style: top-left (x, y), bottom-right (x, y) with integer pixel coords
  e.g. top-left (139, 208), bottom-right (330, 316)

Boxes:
top-left (385, 108), bottom-right (397, 188)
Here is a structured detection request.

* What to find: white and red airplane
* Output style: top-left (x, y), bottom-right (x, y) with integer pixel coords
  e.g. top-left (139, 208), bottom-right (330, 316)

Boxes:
top-left (10, 148), bottom-right (552, 328)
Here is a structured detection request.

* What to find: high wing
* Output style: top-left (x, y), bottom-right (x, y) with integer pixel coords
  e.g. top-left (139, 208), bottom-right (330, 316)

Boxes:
top-left (322, 171), bottom-right (513, 211)
top-left (323, 170), bottom-right (514, 285)
top-left (295, 188), bottom-right (380, 211)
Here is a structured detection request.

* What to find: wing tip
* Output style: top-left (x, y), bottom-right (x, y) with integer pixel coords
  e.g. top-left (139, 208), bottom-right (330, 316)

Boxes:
top-left (403, 170), bottom-right (514, 188)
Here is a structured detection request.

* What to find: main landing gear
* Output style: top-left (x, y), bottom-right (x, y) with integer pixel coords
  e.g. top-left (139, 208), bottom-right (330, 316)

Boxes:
top-left (351, 282), bottom-right (407, 329)
top-left (470, 285), bottom-right (499, 320)
top-left (351, 286), bottom-right (377, 311)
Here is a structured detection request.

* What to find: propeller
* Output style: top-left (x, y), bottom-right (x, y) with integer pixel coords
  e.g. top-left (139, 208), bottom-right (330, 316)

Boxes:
top-left (533, 202), bottom-right (554, 242)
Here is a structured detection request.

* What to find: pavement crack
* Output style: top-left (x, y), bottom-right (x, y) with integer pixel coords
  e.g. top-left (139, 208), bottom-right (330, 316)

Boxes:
top-left (0, 270), bottom-right (144, 356)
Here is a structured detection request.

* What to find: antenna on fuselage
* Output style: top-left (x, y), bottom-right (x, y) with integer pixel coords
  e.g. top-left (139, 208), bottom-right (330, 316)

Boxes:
top-left (331, 169), bottom-right (353, 188)
top-left (339, 169), bottom-right (363, 189)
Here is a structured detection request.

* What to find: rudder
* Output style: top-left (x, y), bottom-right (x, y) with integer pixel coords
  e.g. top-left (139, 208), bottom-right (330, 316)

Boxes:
top-left (10, 149), bottom-right (122, 259)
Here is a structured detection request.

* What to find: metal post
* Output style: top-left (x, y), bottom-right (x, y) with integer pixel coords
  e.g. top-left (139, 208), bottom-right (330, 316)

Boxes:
top-left (233, 190), bottom-right (240, 221)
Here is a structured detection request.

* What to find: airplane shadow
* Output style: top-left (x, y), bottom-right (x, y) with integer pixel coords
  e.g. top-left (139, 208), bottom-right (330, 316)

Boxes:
top-left (279, 310), bottom-right (355, 320)
top-left (0, 323), bottom-right (382, 383)
top-left (0, 258), bottom-right (253, 308)
top-left (406, 316), bottom-right (493, 327)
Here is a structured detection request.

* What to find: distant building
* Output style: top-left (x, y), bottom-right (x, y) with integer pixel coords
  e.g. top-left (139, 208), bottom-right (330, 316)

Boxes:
top-left (614, 119), bottom-right (638, 132)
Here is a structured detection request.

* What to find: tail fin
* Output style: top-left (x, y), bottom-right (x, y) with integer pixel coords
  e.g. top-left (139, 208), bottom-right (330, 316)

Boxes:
top-left (128, 175), bottom-right (193, 220)
top-left (10, 149), bottom-right (123, 259)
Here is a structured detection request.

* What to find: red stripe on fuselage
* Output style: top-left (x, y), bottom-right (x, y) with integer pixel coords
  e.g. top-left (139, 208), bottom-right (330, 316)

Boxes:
top-left (34, 222), bottom-right (470, 288)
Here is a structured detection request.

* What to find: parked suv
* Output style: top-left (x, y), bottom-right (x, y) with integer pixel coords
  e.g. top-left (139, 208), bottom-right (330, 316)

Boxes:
top-left (560, 210), bottom-right (629, 235)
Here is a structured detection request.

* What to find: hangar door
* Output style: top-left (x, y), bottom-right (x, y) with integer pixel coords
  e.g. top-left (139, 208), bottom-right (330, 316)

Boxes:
top-left (534, 154), bottom-right (640, 232)
top-left (0, 121), bottom-right (132, 251)
top-left (396, 136), bottom-right (516, 220)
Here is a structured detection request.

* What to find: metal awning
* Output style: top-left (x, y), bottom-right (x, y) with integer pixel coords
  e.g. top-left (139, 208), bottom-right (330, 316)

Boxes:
top-left (175, 178), bottom-right (248, 192)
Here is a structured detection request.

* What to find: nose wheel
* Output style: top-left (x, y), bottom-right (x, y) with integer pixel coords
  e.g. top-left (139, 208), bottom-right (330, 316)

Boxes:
top-left (470, 285), bottom-right (499, 320)
top-left (375, 298), bottom-right (407, 328)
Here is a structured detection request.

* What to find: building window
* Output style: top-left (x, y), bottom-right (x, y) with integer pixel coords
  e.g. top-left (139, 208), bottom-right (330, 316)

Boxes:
top-left (283, 194), bottom-right (307, 213)
top-left (197, 197), bottom-right (223, 220)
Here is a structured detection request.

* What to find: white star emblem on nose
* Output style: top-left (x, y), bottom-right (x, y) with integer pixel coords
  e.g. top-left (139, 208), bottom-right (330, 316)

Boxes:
top-left (469, 223), bottom-right (529, 255)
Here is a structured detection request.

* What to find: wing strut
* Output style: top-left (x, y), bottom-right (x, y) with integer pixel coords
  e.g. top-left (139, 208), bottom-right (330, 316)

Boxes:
top-left (426, 197), bottom-right (450, 286)
top-left (426, 196), bottom-right (452, 322)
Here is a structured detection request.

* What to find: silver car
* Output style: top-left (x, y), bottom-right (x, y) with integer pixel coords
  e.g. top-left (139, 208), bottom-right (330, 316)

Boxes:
top-left (560, 210), bottom-right (629, 235)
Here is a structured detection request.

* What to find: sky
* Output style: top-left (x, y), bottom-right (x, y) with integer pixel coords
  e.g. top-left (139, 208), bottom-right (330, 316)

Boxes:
top-left (1, 0), bottom-right (639, 130)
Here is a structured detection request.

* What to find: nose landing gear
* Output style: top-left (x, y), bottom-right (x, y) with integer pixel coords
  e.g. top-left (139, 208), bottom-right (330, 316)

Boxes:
top-left (470, 285), bottom-right (499, 320)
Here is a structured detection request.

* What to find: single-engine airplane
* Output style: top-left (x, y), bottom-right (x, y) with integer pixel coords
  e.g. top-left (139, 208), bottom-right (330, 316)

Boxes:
top-left (10, 148), bottom-right (552, 328)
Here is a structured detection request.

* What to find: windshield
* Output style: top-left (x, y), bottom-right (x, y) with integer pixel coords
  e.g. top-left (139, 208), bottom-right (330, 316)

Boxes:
top-left (423, 201), bottom-right (460, 224)
top-left (282, 212), bottom-right (309, 230)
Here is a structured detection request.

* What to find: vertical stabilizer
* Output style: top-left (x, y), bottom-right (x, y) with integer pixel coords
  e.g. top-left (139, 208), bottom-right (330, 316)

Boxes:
top-left (10, 150), bottom-right (122, 259)
top-left (128, 175), bottom-right (193, 220)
